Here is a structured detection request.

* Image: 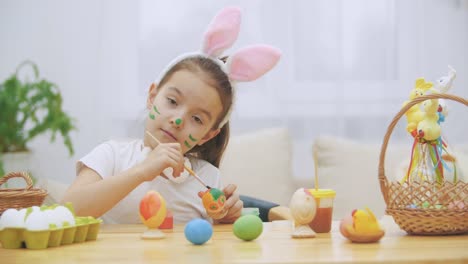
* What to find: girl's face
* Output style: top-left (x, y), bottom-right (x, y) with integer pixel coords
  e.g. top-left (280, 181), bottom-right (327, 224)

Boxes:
top-left (145, 70), bottom-right (223, 153)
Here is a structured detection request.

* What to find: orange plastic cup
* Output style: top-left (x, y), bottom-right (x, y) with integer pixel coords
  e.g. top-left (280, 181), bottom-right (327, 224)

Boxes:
top-left (308, 189), bottom-right (336, 233)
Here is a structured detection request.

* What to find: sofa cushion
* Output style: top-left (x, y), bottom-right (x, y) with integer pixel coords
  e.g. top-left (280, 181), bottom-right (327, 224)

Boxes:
top-left (312, 136), bottom-right (408, 220)
top-left (220, 127), bottom-right (294, 206)
top-left (37, 127), bottom-right (295, 210)
top-left (313, 136), bottom-right (468, 220)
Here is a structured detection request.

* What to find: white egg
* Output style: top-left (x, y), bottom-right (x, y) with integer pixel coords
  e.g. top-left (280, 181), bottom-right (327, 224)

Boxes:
top-left (25, 211), bottom-right (49, 231)
top-left (0, 208), bottom-right (25, 229)
top-left (18, 208), bottom-right (28, 221)
top-left (53, 206), bottom-right (75, 226)
top-left (44, 209), bottom-right (63, 228)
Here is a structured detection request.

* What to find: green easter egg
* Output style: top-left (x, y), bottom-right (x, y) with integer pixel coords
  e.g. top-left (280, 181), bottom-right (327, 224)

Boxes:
top-left (233, 215), bottom-right (263, 241)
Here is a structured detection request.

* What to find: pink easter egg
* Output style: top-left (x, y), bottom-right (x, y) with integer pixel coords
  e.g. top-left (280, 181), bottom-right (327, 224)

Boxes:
top-left (448, 200), bottom-right (465, 210)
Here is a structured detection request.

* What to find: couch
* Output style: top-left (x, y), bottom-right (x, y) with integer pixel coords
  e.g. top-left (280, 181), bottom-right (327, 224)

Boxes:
top-left (220, 127), bottom-right (467, 220)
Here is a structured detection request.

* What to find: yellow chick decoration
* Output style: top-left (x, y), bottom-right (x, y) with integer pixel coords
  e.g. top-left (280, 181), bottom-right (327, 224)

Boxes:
top-left (401, 68), bottom-right (457, 184)
top-left (417, 98), bottom-right (441, 141)
top-left (403, 78), bottom-right (433, 134)
top-left (339, 207), bottom-right (385, 243)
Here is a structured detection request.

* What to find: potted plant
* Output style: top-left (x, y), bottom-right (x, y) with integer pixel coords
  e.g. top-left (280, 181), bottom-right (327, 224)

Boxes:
top-left (0, 60), bottom-right (76, 179)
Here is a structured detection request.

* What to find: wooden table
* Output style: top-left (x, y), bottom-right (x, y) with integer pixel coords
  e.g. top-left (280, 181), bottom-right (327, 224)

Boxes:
top-left (1, 217), bottom-right (467, 263)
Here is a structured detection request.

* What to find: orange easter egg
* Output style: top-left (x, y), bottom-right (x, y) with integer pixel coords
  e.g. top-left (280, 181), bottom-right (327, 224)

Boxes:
top-left (201, 188), bottom-right (226, 214)
top-left (139, 191), bottom-right (167, 228)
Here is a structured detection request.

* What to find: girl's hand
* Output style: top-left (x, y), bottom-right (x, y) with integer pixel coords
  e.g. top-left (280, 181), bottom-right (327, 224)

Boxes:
top-left (138, 142), bottom-right (185, 182)
top-left (216, 184), bottom-right (243, 223)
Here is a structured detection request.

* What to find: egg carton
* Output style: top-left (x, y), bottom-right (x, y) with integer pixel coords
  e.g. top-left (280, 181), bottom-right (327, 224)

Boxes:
top-left (0, 216), bottom-right (102, 249)
top-left (0, 203), bottom-right (103, 250)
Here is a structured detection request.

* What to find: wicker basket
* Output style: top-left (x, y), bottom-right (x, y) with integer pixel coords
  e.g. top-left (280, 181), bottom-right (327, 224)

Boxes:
top-left (378, 93), bottom-right (468, 235)
top-left (0, 171), bottom-right (48, 215)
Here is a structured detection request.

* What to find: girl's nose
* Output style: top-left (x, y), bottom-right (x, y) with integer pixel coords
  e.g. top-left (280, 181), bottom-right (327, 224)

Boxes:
top-left (171, 118), bottom-right (183, 128)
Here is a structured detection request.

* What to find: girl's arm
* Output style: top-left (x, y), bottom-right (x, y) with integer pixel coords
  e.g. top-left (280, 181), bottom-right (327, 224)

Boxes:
top-left (61, 165), bottom-right (147, 218)
top-left (62, 142), bottom-right (185, 218)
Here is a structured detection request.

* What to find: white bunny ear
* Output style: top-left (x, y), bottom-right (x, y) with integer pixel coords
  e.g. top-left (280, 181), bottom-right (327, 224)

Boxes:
top-left (202, 6), bottom-right (241, 57)
top-left (227, 44), bottom-right (282, 82)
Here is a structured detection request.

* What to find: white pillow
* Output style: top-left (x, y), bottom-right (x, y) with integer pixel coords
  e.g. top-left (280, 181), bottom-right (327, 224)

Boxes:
top-left (312, 136), bottom-right (408, 220)
top-left (220, 127), bottom-right (294, 205)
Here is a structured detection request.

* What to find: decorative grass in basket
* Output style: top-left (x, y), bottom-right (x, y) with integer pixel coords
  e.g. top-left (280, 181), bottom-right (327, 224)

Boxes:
top-left (0, 172), bottom-right (47, 215)
top-left (378, 67), bottom-right (467, 235)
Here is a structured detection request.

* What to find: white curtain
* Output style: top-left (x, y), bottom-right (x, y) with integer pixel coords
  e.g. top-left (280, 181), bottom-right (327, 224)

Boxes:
top-left (138, 0), bottom-right (468, 142)
top-left (2, 0), bottom-right (466, 183)
top-left (138, 0), bottom-right (468, 178)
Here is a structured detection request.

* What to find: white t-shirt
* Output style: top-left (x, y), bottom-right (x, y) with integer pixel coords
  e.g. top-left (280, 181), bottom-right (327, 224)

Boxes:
top-left (76, 139), bottom-right (222, 224)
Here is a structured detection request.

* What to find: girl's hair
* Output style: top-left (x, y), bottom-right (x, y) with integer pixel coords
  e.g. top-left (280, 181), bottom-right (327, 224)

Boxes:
top-left (158, 56), bottom-right (233, 167)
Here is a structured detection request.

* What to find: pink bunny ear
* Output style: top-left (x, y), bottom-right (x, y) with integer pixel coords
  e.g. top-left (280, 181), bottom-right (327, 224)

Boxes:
top-left (202, 7), bottom-right (241, 57)
top-left (227, 45), bottom-right (281, 82)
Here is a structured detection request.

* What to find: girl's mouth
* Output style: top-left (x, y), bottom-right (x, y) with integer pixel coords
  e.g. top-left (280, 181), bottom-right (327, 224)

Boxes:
top-left (161, 129), bottom-right (177, 141)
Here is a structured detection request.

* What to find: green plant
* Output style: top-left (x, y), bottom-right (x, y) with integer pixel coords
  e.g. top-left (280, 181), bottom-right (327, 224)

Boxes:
top-left (0, 61), bottom-right (76, 176)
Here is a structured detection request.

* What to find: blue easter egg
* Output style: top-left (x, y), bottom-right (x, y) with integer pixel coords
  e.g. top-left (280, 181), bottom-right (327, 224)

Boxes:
top-left (184, 218), bottom-right (213, 245)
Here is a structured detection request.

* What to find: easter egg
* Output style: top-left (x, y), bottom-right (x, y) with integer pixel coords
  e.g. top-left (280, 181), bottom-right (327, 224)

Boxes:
top-left (53, 206), bottom-right (76, 226)
top-left (422, 201), bottom-right (430, 209)
top-left (139, 191), bottom-right (167, 228)
top-left (233, 215), bottom-right (263, 241)
top-left (0, 208), bottom-right (26, 229)
top-left (24, 210), bottom-right (49, 231)
top-left (201, 188), bottom-right (226, 214)
top-left (184, 219), bottom-right (213, 245)
top-left (448, 200), bottom-right (465, 210)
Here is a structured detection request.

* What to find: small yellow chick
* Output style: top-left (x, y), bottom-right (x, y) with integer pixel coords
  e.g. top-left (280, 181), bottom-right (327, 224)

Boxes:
top-left (416, 99), bottom-right (441, 141)
top-left (352, 208), bottom-right (382, 235)
top-left (340, 207), bottom-right (385, 243)
top-left (403, 78), bottom-right (433, 133)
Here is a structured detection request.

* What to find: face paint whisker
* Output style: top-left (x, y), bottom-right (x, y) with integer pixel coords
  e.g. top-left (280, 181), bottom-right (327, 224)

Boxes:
top-left (153, 104), bottom-right (160, 114)
top-left (189, 134), bottom-right (197, 142)
top-left (184, 141), bottom-right (192, 148)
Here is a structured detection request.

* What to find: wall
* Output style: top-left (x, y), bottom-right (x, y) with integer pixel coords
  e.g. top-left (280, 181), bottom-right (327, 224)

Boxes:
top-left (1, 0), bottom-right (467, 186)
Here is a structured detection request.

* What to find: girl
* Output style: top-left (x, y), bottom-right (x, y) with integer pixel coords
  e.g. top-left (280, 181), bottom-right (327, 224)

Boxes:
top-left (62, 7), bottom-right (281, 224)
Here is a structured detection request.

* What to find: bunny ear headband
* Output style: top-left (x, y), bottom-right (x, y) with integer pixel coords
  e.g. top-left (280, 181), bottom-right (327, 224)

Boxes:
top-left (155, 6), bottom-right (282, 128)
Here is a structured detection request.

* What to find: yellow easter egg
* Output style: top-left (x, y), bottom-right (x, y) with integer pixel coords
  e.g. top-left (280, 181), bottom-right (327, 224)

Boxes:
top-left (139, 191), bottom-right (167, 228)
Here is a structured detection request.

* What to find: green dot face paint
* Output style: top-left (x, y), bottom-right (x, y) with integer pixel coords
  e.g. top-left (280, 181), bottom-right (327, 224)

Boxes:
top-left (175, 118), bottom-right (182, 125)
top-left (149, 113), bottom-right (155, 120)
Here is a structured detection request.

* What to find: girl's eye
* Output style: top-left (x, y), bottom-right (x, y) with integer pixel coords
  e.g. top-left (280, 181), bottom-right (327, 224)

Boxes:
top-left (167, 97), bottom-right (177, 105)
top-left (193, 116), bottom-right (203, 124)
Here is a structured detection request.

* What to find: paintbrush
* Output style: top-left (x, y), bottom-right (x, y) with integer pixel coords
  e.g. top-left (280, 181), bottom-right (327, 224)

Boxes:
top-left (145, 130), bottom-right (211, 189)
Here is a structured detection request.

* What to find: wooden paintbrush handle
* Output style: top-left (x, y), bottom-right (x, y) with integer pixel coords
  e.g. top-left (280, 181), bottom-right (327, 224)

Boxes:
top-left (145, 130), bottom-right (210, 188)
